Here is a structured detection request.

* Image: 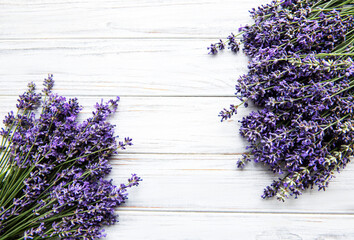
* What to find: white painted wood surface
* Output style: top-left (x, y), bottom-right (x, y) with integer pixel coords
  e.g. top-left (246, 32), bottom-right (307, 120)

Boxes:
top-left (1, 0), bottom-right (353, 239)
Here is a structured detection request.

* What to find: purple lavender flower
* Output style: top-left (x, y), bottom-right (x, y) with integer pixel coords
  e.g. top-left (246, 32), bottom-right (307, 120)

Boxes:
top-left (213, 0), bottom-right (354, 200)
top-left (0, 76), bottom-right (141, 239)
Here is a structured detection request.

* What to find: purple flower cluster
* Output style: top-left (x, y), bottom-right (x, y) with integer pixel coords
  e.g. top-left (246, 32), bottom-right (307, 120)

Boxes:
top-left (213, 0), bottom-right (354, 200)
top-left (0, 75), bottom-right (141, 239)
top-left (208, 33), bottom-right (240, 55)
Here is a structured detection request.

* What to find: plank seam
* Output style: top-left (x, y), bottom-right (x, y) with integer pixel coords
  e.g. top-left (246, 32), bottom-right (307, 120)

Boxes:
top-left (116, 208), bottom-right (354, 215)
top-left (0, 37), bottom-right (242, 41)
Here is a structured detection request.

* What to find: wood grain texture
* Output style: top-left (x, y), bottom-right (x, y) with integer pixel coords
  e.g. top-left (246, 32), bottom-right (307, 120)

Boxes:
top-left (105, 211), bottom-right (354, 240)
top-left (0, 0), bottom-right (263, 39)
top-left (112, 154), bottom-right (354, 214)
top-left (0, 39), bottom-right (247, 96)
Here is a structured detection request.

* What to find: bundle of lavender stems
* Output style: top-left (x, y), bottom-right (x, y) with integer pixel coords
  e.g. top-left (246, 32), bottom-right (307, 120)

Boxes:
top-left (211, 0), bottom-right (354, 201)
top-left (0, 75), bottom-right (141, 239)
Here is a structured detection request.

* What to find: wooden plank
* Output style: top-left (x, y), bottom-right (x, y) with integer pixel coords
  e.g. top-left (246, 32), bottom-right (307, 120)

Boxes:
top-left (110, 154), bottom-right (354, 214)
top-left (0, 0), bottom-right (263, 39)
top-left (0, 96), bottom-right (250, 154)
top-left (105, 210), bottom-right (354, 240)
top-left (0, 39), bottom-right (247, 96)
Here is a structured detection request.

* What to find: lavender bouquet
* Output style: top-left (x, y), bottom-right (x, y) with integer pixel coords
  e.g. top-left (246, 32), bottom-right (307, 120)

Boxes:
top-left (0, 75), bottom-right (141, 239)
top-left (210, 0), bottom-right (354, 201)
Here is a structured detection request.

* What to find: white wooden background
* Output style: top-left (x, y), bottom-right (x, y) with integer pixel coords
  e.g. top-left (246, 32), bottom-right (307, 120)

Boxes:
top-left (1, 1), bottom-right (354, 239)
